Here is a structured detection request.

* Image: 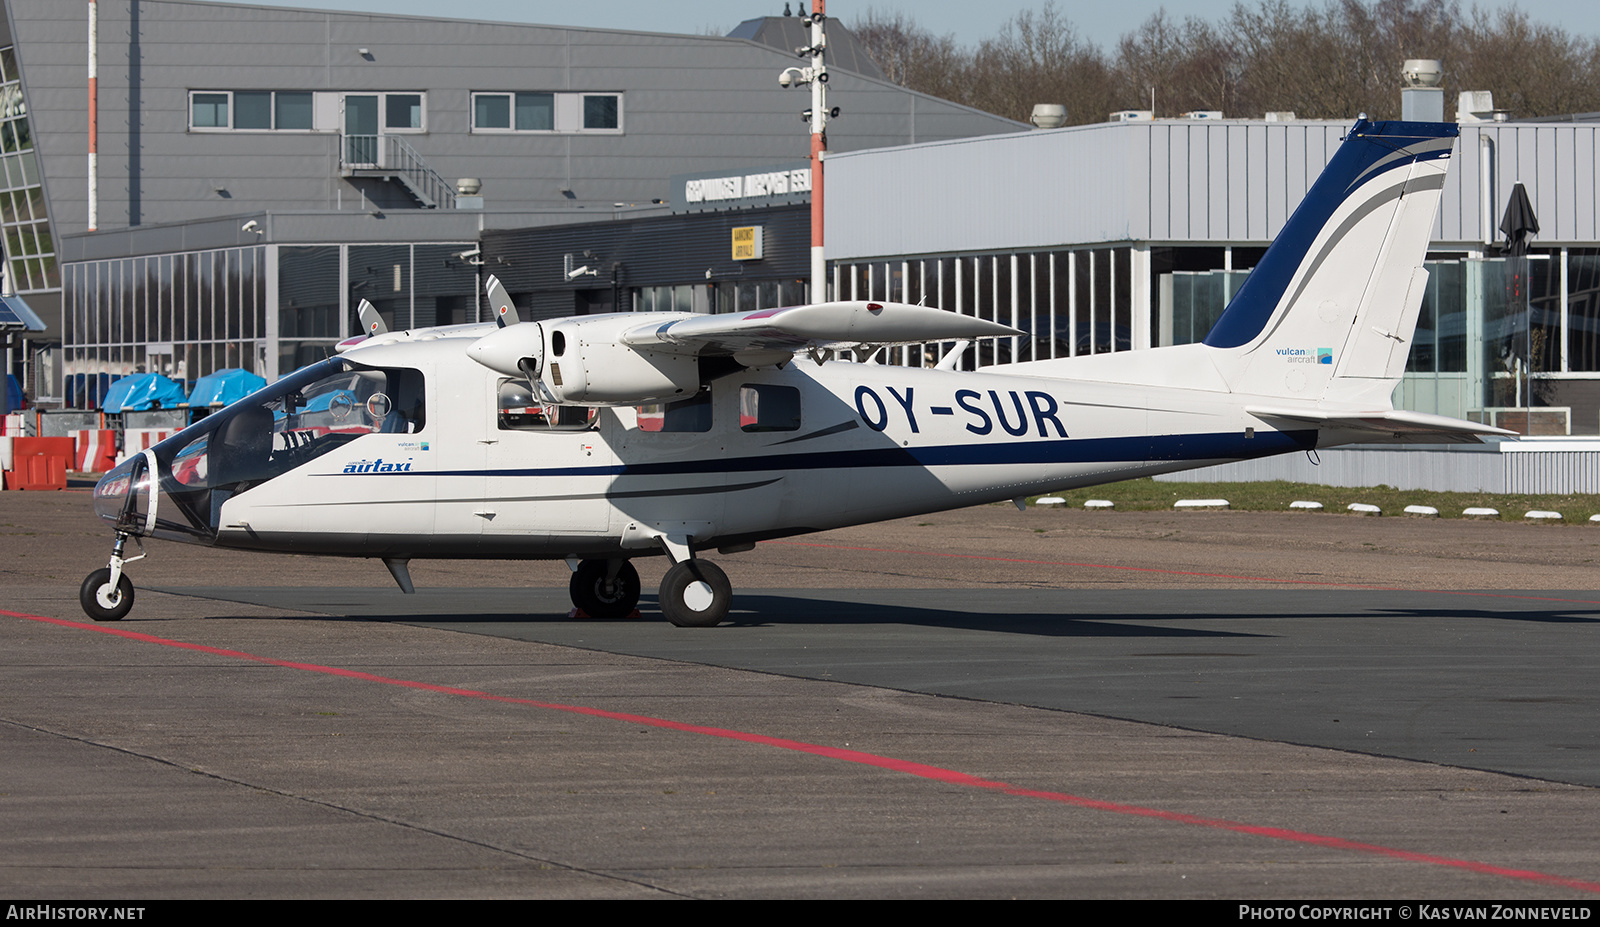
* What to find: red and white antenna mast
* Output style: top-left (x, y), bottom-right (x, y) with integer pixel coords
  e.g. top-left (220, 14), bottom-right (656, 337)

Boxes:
top-left (779, 3), bottom-right (836, 301)
top-left (87, 0), bottom-right (99, 231)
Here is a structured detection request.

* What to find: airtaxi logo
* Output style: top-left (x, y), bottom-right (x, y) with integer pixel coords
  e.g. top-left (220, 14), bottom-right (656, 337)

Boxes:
top-left (1277, 347), bottom-right (1334, 365)
top-left (341, 457), bottom-right (415, 474)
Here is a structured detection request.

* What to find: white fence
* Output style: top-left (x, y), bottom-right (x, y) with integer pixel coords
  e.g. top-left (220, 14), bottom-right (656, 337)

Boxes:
top-left (1155, 438), bottom-right (1600, 494)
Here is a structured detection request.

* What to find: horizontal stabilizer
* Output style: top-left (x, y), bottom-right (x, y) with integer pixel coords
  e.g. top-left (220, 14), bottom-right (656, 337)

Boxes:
top-left (621, 301), bottom-right (1022, 356)
top-left (1246, 405), bottom-right (1517, 443)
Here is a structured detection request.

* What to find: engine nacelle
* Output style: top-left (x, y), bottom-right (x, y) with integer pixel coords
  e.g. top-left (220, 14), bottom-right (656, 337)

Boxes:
top-left (466, 313), bottom-right (701, 406)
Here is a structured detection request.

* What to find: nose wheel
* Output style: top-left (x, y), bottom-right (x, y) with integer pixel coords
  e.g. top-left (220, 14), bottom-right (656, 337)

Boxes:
top-left (80, 532), bottom-right (144, 622)
top-left (80, 569), bottom-right (134, 622)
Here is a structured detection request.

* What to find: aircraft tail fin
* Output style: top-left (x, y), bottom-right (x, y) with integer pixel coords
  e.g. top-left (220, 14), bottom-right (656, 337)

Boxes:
top-left (1204, 119), bottom-right (1457, 406)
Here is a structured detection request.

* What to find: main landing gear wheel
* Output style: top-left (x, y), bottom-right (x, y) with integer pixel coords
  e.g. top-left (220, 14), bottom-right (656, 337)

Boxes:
top-left (80, 568), bottom-right (134, 622)
top-left (658, 560), bottom-right (731, 628)
top-left (569, 559), bottom-right (641, 620)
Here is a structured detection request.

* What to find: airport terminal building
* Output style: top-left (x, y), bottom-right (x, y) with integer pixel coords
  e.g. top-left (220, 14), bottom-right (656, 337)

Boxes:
top-left (5, 0), bottom-right (1600, 440)
top-left (0, 0), bottom-right (1018, 400)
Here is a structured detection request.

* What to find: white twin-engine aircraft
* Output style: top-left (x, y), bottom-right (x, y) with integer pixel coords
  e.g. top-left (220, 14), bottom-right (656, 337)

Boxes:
top-left (85, 118), bottom-right (1508, 626)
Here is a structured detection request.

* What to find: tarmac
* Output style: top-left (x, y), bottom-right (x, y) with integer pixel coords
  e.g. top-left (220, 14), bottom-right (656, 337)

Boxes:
top-left (4, 486), bottom-right (1600, 899)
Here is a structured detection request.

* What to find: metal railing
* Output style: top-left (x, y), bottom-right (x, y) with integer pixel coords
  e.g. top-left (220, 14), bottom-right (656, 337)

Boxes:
top-left (340, 134), bottom-right (455, 210)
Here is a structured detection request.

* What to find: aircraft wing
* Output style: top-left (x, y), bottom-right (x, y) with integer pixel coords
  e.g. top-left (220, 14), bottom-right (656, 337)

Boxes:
top-left (620, 301), bottom-right (1022, 356)
top-left (1246, 406), bottom-right (1517, 443)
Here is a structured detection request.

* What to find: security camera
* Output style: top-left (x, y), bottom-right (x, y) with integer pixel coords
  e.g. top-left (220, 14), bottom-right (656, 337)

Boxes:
top-left (566, 265), bottom-right (596, 280)
top-left (454, 248), bottom-right (483, 265)
top-left (241, 220), bottom-right (260, 233)
top-left (779, 67), bottom-right (808, 88)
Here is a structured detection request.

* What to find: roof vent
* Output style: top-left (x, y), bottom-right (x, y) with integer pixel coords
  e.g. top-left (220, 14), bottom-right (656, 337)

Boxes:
top-left (1030, 104), bottom-right (1068, 129)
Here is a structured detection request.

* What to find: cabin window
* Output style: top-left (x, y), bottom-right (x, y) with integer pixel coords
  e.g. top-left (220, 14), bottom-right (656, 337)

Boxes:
top-left (738, 384), bottom-right (800, 432)
top-left (497, 378), bottom-right (596, 431)
top-left (635, 391), bottom-right (711, 433)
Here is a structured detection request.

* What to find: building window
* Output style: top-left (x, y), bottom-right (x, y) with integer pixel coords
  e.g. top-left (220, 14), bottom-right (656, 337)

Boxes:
top-left (192, 91), bottom-right (313, 131)
top-left (583, 94), bottom-right (618, 130)
top-left (190, 91), bottom-right (420, 132)
top-left (276, 92), bottom-right (313, 130)
top-left (191, 93), bottom-right (228, 128)
top-left (233, 91), bottom-right (272, 129)
top-left (386, 94), bottom-right (423, 130)
top-left (472, 92), bottom-right (622, 134)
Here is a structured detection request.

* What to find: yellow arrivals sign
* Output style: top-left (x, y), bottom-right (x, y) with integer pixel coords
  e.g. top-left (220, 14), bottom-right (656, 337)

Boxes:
top-left (732, 226), bottom-right (764, 261)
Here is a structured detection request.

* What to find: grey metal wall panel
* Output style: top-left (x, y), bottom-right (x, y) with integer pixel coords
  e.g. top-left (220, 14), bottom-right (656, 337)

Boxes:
top-left (1187, 127), bottom-right (1208, 239)
top-left (5, 0), bottom-right (1021, 237)
top-left (1564, 127), bottom-right (1592, 242)
top-left (1245, 124), bottom-right (1268, 237)
top-left (830, 118), bottom-right (1600, 263)
top-left (827, 120), bottom-right (1352, 260)
top-left (1146, 126), bottom-right (1167, 240)
top-left (1432, 125), bottom-right (1600, 245)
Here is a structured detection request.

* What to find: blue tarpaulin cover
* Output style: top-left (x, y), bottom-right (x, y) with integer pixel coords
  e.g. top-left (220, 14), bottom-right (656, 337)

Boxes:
top-left (3, 374), bottom-right (22, 414)
top-left (102, 373), bottom-right (188, 413)
top-left (189, 368), bottom-right (266, 408)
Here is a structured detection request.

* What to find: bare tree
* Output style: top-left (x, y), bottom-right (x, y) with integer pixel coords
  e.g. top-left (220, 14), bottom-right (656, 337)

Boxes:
top-left (1455, 6), bottom-right (1600, 118)
top-left (852, 0), bottom-right (1600, 125)
top-left (1117, 11), bottom-right (1241, 116)
top-left (964, 2), bottom-right (1117, 124)
top-left (851, 7), bottom-right (968, 100)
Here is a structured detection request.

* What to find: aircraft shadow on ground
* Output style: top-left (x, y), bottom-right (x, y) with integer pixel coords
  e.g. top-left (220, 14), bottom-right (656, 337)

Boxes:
top-left (154, 588), bottom-right (1600, 637)
top-left (161, 587), bottom-right (1265, 638)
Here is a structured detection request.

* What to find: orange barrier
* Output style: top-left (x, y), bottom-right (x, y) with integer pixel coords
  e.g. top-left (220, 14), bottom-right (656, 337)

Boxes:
top-left (3, 437), bottom-right (72, 490)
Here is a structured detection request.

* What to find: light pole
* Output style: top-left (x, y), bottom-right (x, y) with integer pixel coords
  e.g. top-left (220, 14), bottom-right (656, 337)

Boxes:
top-left (778, 3), bottom-right (837, 303)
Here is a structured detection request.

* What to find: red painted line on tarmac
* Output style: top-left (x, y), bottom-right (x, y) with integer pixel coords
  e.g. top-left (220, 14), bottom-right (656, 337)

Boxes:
top-left (7, 606), bottom-right (1600, 894)
top-left (764, 540), bottom-right (1600, 606)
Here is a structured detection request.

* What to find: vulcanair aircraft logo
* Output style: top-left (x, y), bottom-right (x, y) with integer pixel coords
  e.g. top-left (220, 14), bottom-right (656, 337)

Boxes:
top-left (1276, 347), bottom-right (1334, 365)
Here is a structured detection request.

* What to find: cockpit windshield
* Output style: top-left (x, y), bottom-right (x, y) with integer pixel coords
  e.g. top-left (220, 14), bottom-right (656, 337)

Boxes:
top-left (122, 357), bottom-right (426, 539)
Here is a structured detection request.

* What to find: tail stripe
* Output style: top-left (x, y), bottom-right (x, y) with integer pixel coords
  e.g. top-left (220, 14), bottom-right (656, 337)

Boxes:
top-left (1203, 119), bottom-right (1458, 350)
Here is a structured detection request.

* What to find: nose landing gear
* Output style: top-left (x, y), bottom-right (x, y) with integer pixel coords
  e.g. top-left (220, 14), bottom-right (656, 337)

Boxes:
top-left (80, 532), bottom-right (144, 622)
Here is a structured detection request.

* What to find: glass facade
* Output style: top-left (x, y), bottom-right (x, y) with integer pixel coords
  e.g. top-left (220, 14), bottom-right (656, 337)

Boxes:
top-left (62, 242), bottom-right (478, 409)
top-left (62, 247), bottom-right (267, 408)
top-left (0, 44), bottom-right (57, 295)
top-left (832, 248), bottom-right (1135, 370)
top-left (632, 279), bottom-right (809, 317)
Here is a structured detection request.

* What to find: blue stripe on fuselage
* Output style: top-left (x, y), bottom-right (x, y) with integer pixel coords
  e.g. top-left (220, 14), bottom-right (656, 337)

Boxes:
top-left (1202, 119), bottom-right (1458, 350)
top-left (330, 429), bottom-right (1317, 479)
